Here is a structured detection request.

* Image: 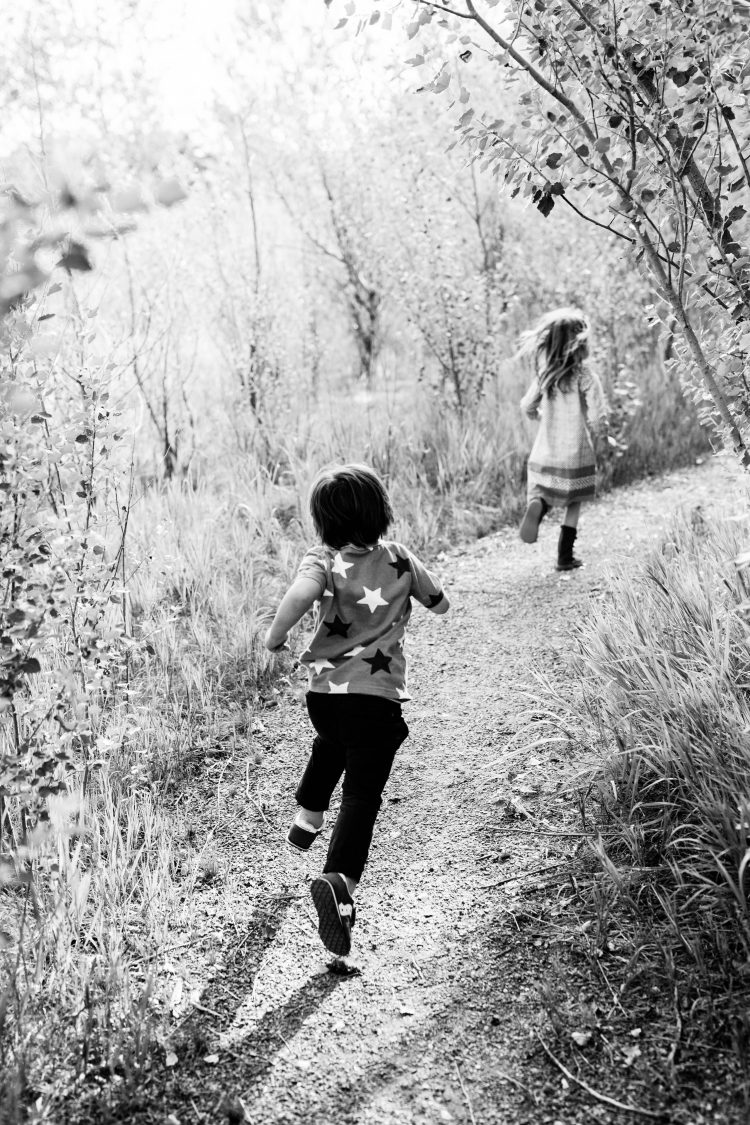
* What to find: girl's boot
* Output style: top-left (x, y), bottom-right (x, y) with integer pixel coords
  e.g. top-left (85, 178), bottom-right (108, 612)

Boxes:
top-left (556, 525), bottom-right (583, 571)
top-left (519, 497), bottom-right (550, 544)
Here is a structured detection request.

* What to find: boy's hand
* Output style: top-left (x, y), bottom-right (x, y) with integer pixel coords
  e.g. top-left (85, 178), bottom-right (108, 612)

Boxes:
top-left (264, 628), bottom-right (289, 653)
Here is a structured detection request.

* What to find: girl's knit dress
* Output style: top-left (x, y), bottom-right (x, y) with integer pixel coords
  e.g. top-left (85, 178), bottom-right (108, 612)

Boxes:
top-left (520, 365), bottom-right (607, 505)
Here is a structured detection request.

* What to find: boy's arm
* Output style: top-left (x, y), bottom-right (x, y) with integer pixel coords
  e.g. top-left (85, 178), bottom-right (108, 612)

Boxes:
top-left (408, 550), bottom-right (450, 615)
top-left (428, 590), bottom-right (450, 615)
top-left (265, 577), bottom-right (323, 651)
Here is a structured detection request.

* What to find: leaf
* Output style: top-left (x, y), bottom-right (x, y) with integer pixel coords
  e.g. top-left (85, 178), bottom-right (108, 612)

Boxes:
top-left (727, 205), bottom-right (746, 224)
top-left (334, 18), bottom-right (348, 29)
top-left (58, 244), bottom-right (91, 272)
top-left (20, 658), bottom-right (41, 674)
top-left (165, 1052), bottom-right (178, 1068)
top-left (111, 188), bottom-right (148, 214)
top-left (154, 178), bottom-right (187, 207)
top-left (571, 1030), bottom-right (593, 1047)
top-left (406, 21), bottom-right (420, 38)
top-left (532, 187), bottom-right (556, 217)
top-left (204, 1054), bottom-right (219, 1065)
top-left (546, 152), bottom-right (563, 168)
top-left (594, 137), bottom-right (611, 152)
top-left (431, 67), bottom-right (451, 94)
top-left (670, 69), bottom-right (692, 88)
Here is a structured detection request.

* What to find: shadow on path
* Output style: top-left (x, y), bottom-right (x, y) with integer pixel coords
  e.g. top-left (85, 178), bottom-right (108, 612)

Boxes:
top-left (82, 892), bottom-right (350, 1123)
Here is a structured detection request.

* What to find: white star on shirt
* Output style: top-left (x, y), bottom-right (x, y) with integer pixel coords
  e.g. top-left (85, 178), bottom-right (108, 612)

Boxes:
top-left (331, 552), bottom-right (354, 578)
top-left (343, 645), bottom-right (365, 658)
top-left (357, 586), bottom-right (389, 614)
top-left (328, 681), bottom-right (349, 694)
top-left (311, 658), bottom-right (335, 675)
top-left (322, 589), bottom-right (333, 598)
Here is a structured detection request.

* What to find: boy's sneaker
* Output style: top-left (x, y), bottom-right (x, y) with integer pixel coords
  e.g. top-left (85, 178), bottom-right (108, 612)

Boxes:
top-left (310, 873), bottom-right (356, 956)
top-left (519, 498), bottom-right (549, 544)
top-left (287, 823), bottom-right (319, 852)
top-left (286, 813), bottom-right (325, 852)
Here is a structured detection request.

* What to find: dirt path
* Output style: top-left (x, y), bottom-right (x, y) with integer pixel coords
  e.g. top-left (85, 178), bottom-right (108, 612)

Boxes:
top-left (99, 453), bottom-right (743, 1125)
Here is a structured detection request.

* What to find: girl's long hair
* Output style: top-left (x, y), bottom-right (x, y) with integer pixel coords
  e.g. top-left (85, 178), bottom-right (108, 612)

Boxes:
top-left (517, 307), bottom-right (589, 394)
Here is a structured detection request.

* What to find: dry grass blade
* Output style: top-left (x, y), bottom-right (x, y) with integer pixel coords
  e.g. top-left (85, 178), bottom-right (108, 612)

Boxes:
top-left (454, 1062), bottom-right (477, 1125)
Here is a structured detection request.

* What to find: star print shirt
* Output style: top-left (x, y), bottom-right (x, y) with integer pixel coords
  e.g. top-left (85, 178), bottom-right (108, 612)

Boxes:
top-left (296, 540), bottom-right (446, 701)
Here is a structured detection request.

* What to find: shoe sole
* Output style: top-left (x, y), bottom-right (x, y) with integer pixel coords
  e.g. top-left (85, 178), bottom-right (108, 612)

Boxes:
top-left (555, 560), bottom-right (584, 571)
top-left (310, 877), bottom-right (351, 957)
top-left (519, 500), bottom-right (544, 544)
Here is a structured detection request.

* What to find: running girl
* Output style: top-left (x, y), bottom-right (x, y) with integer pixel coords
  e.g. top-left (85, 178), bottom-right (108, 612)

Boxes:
top-left (518, 307), bottom-right (608, 570)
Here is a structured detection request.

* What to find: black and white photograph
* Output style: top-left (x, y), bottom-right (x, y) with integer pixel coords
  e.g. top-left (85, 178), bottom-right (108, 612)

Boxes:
top-left (1, 1), bottom-right (749, 1122)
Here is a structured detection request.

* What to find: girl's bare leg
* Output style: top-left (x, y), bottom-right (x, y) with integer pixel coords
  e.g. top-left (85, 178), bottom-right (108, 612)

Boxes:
top-left (563, 501), bottom-right (581, 528)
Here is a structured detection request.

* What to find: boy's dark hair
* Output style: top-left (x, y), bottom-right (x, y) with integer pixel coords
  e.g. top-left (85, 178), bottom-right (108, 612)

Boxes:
top-left (309, 463), bottom-right (393, 548)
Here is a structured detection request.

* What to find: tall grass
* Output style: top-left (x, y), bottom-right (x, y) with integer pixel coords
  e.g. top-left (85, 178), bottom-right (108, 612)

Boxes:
top-left (603, 364), bottom-right (713, 489)
top-left (558, 509), bottom-right (750, 964)
top-left (0, 782), bottom-right (182, 1122)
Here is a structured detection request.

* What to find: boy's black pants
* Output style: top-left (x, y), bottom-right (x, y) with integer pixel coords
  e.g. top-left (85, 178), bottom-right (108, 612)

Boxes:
top-left (296, 692), bottom-right (409, 882)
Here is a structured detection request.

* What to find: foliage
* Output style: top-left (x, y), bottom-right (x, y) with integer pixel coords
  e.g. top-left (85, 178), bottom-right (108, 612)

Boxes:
top-left (0, 178), bottom-right (187, 829)
top-left (0, 172), bottom-right (188, 1114)
top-left (345, 0), bottom-right (750, 463)
top-left (1, 192), bottom-right (120, 832)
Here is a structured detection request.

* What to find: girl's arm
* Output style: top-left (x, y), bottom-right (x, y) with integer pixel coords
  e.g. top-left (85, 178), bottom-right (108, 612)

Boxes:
top-left (520, 379), bottom-right (543, 419)
top-left (264, 577), bottom-right (323, 651)
top-left (580, 368), bottom-right (609, 432)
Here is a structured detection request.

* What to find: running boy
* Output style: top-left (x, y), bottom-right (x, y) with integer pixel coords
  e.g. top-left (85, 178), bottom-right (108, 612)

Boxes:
top-left (264, 463), bottom-right (449, 957)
